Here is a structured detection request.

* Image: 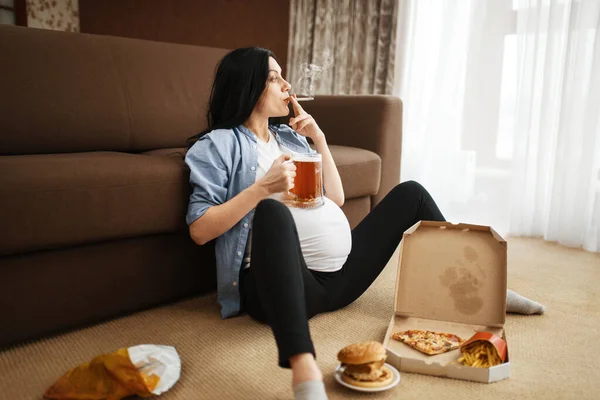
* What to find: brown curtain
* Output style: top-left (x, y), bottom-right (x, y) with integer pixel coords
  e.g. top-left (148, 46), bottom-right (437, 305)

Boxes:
top-left (287, 0), bottom-right (398, 95)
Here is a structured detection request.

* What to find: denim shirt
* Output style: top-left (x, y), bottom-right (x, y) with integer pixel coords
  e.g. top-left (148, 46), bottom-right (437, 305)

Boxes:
top-left (185, 124), bottom-right (315, 319)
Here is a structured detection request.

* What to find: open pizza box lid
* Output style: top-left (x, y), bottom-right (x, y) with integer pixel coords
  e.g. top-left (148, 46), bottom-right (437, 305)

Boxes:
top-left (382, 221), bottom-right (510, 383)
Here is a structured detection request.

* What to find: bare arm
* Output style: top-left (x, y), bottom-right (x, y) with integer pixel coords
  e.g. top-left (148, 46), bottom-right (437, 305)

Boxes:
top-left (189, 183), bottom-right (268, 245)
top-left (189, 153), bottom-right (295, 245)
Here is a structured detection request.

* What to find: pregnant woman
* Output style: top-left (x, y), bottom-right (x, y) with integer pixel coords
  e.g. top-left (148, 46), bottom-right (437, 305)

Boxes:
top-left (185, 47), bottom-right (545, 400)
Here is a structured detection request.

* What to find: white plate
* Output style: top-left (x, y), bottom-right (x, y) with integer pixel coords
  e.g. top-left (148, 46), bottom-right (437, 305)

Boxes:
top-left (334, 363), bottom-right (401, 392)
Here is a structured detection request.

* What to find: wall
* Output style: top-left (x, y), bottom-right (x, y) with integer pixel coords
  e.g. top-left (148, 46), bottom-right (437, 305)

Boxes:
top-left (26, 0), bottom-right (79, 32)
top-left (79, 0), bottom-right (290, 72)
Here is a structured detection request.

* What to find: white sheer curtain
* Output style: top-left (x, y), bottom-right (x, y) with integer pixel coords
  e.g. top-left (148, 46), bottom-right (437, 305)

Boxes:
top-left (395, 0), bottom-right (600, 252)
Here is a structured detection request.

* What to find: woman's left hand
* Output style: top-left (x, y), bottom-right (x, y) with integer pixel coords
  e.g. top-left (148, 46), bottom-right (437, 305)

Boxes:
top-left (288, 95), bottom-right (324, 141)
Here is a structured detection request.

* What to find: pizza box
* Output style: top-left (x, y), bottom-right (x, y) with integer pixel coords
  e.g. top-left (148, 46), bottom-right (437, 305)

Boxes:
top-left (382, 221), bottom-right (510, 383)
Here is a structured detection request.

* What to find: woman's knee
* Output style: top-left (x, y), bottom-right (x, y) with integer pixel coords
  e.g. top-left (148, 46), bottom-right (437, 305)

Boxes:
top-left (254, 199), bottom-right (295, 228)
top-left (392, 180), bottom-right (427, 196)
top-left (256, 198), bottom-right (289, 217)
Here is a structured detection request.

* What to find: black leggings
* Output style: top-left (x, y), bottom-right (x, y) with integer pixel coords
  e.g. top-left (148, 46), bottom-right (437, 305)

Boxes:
top-left (239, 181), bottom-right (445, 368)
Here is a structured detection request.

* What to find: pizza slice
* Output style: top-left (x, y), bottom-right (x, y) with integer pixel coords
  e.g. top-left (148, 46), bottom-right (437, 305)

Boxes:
top-left (391, 330), bottom-right (465, 355)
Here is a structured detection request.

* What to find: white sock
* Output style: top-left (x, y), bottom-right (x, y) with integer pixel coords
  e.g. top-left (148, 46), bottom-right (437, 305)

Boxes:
top-left (506, 289), bottom-right (546, 315)
top-left (293, 380), bottom-right (328, 400)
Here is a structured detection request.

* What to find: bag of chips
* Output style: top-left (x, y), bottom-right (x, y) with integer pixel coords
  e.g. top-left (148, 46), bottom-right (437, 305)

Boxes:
top-left (44, 344), bottom-right (181, 400)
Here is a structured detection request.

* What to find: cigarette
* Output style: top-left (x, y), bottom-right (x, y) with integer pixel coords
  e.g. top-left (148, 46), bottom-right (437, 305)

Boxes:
top-left (286, 95), bottom-right (315, 102)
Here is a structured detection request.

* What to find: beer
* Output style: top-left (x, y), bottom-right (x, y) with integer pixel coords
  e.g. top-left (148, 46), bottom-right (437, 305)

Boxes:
top-left (287, 153), bottom-right (324, 208)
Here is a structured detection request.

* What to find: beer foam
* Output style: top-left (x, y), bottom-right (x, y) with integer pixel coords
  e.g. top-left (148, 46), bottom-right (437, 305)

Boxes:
top-left (293, 154), bottom-right (321, 162)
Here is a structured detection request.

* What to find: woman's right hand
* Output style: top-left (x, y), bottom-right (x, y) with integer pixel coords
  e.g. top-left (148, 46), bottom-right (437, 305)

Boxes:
top-left (257, 154), bottom-right (296, 195)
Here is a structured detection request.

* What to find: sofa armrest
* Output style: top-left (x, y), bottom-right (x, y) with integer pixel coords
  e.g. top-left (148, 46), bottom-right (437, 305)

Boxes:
top-left (303, 95), bottom-right (402, 207)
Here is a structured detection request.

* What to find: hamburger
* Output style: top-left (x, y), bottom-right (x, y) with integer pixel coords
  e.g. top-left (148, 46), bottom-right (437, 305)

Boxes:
top-left (337, 341), bottom-right (394, 388)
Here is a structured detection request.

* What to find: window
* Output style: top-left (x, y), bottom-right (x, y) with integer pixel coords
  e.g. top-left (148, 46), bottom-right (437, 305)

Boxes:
top-left (497, 0), bottom-right (599, 161)
top-left (0, 0), bottom-right (26, 26)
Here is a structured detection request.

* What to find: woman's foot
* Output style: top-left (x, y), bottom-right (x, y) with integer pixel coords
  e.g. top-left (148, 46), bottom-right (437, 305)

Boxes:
top-left (293, 380), bottom-right (327, 400)
top-left (290, 353), bottom-right (327, 400)
top-left (507, 289), bottom-right (546, 314)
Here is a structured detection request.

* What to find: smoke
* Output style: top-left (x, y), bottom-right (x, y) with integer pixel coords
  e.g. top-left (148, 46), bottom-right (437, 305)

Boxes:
top-left (296, 48), bottom-right (334, 97)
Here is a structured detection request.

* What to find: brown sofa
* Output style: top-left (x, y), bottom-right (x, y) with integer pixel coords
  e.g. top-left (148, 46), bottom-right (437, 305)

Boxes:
top-left (0, 25), bottom-right (402, 349)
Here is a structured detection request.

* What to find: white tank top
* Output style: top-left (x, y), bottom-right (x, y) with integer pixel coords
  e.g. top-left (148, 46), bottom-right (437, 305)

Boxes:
top-left (243, 131), bottom-right (352, 272)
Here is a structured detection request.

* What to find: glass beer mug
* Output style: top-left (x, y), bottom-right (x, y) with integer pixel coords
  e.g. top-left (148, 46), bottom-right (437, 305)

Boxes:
top-left (286, 153), bottom-right (324, 208)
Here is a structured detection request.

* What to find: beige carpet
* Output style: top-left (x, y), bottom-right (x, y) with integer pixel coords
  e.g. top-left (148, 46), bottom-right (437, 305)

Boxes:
top-left (2, 237), bottom-right (600, 400)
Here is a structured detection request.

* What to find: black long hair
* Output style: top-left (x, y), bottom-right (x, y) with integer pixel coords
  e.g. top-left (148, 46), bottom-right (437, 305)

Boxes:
top-left (187, 47), bottom-right (282, 146)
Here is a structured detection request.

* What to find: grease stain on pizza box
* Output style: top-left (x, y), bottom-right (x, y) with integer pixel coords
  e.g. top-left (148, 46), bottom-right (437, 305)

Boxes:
top-left (382, 221), bottom-right (510, 383)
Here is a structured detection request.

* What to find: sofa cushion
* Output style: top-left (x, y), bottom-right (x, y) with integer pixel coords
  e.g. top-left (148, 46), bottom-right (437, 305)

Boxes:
top-left (328, 145), bottom-right (381, 199)
top-left (142, 145), bottom-right (381, 200)
top-left (0, 25), bottom-right (227, 155)
top-left (0, 144), bottom-right (380, 256)
top-left (0, 152), bottom-right (189, 257)
top-left (142, 144), bottom-right (381, 199)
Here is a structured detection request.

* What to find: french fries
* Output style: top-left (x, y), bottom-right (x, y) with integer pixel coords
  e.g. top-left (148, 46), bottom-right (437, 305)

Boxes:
top-left (457, 341), bottom-right (503, 368)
